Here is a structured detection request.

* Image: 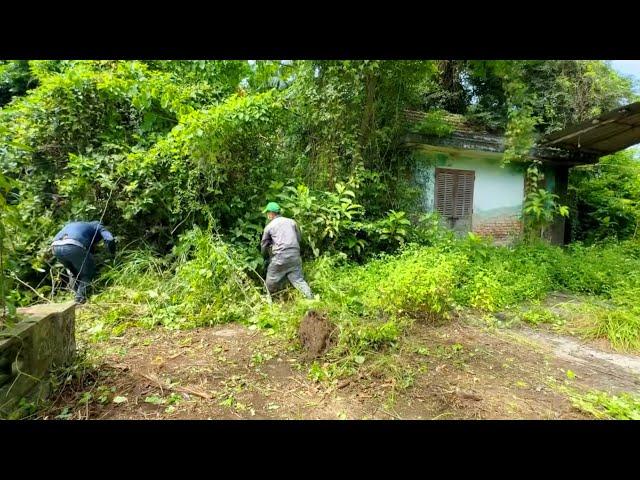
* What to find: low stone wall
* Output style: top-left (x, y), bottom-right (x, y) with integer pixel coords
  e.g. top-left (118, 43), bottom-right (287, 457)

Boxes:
top-left (0, 302), bottom-right (76, 418)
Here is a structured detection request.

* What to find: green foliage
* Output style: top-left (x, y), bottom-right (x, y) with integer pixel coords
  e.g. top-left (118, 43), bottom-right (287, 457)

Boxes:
top-left (71, 221), bottom-right (640, 391)
top-left (551, 241), bottom-right (640, 296)
top-left (438, 61), bottom-right (634, 239)
top-left (520, 163), bottom-right (569, 241)
top-left (589, 306), bottom-right (640, 351)
top-left (4, 59), bottom-right (636, 300)
top-left (453, 239), bottom-right (554, 312)
top-left (375, 210), bottom-right (412, 246)
top-left (566, 273), bottom-right (640, 351)
top-left (141, 60), bottom-right (251, 103)
top-left (282, 60), bottom-right (437, 208)
top-left (261, 176), bottom-right (421, 261)
top-left (113, 89), bottom-right (285, 240)
top-left (3, 59), bottom-right (640, 385)
top-left (355, 246), bottom-right (461, 320)
top-left (413, 110), bottom-right (455, 137)
top-left (170, 228), bottom-right (264, 326)
top-left (524, 188), bottom-right (567, 227)
top-left (454, 238), bottom-right (640, 353)
top-left (0, 171), bottom-right (20, 325)
top-left (0, 62), bottom-right (290, 291)
top-left (569, 389), bottom-right (640, 420)
top-left (0, 61), bottom-right (37, 107)
top-left (569, 150), bottom-right (640, 242)
top-left (271, 180), bottom-right (364, 258)
top-left (80, 227), bottom-right (265, 335)
top-left (440, 60), bottom-right (638, 135)
top-left (520, 307), bottom-right (562, 326)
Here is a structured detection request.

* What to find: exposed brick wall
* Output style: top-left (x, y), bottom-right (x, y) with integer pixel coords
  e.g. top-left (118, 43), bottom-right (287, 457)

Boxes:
top-left (472, 216), bottom-right (523, 244)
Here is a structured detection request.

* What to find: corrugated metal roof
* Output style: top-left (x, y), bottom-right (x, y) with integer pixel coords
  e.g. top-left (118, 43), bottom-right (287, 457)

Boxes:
top-left (541, 102), bottom-right (640, 156)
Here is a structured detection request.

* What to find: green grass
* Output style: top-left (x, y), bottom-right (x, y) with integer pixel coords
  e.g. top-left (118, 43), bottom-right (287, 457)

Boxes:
top-left (562, 302), bottom-right (640, 352)
top-left (569, 389), bottom-right (640, 420)
top-left (520, 307), bottom-right (563, 326)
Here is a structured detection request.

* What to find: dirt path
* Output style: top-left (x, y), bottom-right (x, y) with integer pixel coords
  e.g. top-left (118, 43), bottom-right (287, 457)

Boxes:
top-left (517, 328), bottom-right (640, 394)
top-left (42, 315), bottom-right (640, 420)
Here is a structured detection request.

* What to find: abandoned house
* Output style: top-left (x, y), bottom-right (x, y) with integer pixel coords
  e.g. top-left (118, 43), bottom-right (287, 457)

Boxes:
top-left (402, 102), bottom-right (640, 244)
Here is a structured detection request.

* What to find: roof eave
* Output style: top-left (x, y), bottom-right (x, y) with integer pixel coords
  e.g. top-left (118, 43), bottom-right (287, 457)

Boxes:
top-left (401, 132), bottom-right (599, 166)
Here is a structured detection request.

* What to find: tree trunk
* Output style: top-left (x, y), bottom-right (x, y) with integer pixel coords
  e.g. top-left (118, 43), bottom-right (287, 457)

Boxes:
top-left (359, 70), bottom-right (377, 162)
top-left (438, 60), bottom-right (467, 113)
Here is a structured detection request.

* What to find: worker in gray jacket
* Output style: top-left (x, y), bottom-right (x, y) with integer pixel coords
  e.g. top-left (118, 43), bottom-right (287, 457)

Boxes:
top-left (51, 221), bottom-right (116, 304)
top-left (260, 202), bottom-right (314, 299)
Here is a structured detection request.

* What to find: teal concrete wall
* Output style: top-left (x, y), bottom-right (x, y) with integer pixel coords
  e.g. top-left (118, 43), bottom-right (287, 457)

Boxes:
top-left (414, 150), bottom-right (525, 216)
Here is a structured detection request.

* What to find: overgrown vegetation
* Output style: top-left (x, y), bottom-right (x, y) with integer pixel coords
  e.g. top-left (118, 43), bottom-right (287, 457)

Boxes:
top-left (72, 228), bottom-right (640, 380)
top-left (569, 149), bottom-right (640, 242)
top-left (568, 389), bottom-right (640, 420)
top-left (2, 60), bottom-right (640, 413)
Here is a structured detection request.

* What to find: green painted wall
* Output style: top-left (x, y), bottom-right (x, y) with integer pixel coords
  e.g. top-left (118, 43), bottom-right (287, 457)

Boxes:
top-left (413, 150), bottom-right (526, 221)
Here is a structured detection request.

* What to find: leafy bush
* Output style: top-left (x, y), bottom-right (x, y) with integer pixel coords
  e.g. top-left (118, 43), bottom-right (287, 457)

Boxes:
top-left (521, 307), bottom-right (562, 326)
top-left (552, 241), bottom-right (640, 296)
top-left (81, 228), bottom-right (265, 335)
top-left (452, 238), bottom-right (555, 312)
top-left (569, 150), bottom-right (640, 242)
top-left (357, 246), bottom-right (461, 320)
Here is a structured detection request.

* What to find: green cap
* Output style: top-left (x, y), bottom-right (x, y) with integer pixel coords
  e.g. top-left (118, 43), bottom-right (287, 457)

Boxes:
top-left (262, 202), bottom-right (281, 213)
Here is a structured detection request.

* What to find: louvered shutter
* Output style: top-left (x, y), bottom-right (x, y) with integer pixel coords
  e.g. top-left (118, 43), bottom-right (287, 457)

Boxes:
top-left (435, 168), bottom-right (475, 219)
top-left (435, 170), bottom-right (455, 217)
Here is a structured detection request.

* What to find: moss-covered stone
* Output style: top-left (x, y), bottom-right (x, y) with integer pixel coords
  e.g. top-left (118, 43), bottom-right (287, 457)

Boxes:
top-left (0, 302), bottom-right (75, 418)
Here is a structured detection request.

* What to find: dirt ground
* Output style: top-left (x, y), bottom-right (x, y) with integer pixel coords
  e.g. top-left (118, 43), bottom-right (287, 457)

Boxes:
top-left (39, 308), bottom-right (640, 420)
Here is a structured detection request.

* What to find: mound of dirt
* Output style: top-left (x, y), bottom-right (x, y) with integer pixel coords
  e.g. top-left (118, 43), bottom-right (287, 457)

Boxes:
top-left (298, 310), bottom-right (335, 360)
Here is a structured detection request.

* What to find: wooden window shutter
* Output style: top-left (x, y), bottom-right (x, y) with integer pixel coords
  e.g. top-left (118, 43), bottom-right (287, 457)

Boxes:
top-left (435, 168), bottom-right (475, 218)
top-left (435, 169), bottom-right (455, 217)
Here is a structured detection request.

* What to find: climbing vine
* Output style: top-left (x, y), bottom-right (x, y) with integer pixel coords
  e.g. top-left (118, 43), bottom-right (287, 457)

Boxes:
top-left (493, 61), bottom-right (570, 239)
top-left (0, 170), bottom-right (18, 326)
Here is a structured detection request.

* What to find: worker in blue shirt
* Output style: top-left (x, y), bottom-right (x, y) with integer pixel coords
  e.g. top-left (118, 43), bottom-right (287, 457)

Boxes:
top-left (51, 221), bottom-right (116, 304)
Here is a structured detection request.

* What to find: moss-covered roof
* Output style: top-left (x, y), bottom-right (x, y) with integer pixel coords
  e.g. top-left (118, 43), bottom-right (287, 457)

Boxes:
top-left (403, 109), bottom-right (600, 166)
top-left (404, 109), bottom-right (495, 135)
